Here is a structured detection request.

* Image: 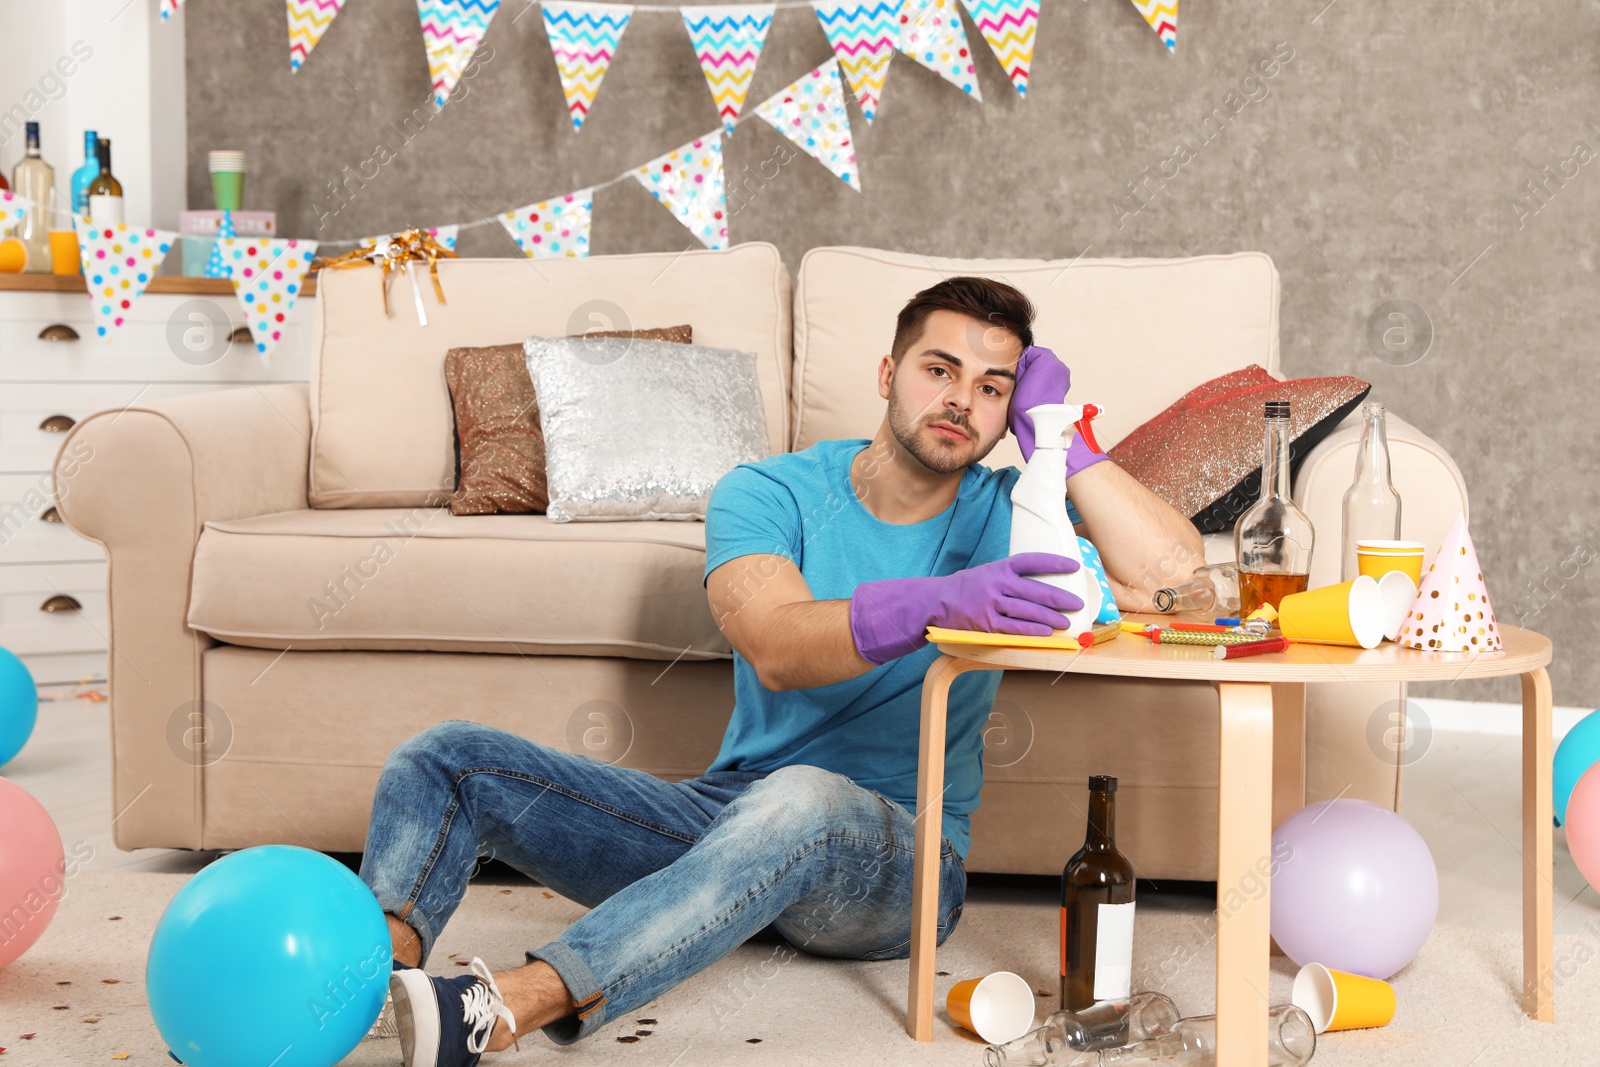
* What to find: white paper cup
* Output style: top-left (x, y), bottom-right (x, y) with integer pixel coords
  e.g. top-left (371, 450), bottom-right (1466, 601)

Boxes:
top-left (946, 971), bottom-right (1035, 1043)
top-left (1376, 570), bottom-right (1417, 642)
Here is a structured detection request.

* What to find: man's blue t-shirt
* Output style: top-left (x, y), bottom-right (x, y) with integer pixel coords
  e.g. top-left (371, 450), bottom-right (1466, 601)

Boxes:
top-left (701, 438), bottom-right (1081, 861)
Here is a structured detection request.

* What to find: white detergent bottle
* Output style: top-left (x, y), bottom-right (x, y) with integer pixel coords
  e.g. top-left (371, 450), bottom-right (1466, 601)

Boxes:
top-left (1009, 402), bottom-right (1102, 638)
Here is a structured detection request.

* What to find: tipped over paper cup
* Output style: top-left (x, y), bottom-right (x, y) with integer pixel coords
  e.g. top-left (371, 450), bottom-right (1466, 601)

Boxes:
top-left (1278, 576), bottom-right (1386, 649)
top-left (1357, 540), bottom-right (1427, 584)
top-left (1376, 570), bottom-right (1418, 642)
top-left (1292, 962), bottom-right (1396, 1033)
top-left (946, 971), bottom-right (1034, 1043)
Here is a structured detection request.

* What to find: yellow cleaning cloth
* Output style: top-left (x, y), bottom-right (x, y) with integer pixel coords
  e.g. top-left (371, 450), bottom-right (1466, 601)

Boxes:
top-left (925, 624), bottom-right (1121, 651)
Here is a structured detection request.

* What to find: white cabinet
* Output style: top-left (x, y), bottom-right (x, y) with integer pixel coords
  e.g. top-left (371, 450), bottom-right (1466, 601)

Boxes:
top-left (0, 280), bottom-right (313, 684)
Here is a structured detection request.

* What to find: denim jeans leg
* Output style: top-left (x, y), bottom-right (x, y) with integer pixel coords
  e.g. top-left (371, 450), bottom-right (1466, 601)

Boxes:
top-left (527, 764), bottom-right (968, 1044)
top-left (358, 720), bottom-right (744, 965)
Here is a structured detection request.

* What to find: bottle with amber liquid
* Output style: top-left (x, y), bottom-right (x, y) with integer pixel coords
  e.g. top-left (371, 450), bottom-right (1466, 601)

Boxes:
top-left (1234, 400), bottom-right (1314, 615)
top-left (1061, 775), bottom-right (1136, 1012)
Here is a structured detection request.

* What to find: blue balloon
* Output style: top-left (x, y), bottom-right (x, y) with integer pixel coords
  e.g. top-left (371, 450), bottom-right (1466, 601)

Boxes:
top-left (1555, 710), bottom-right (1600, 826)
top-left (0, 647), bottom-right (38, 768)
top-left (147, 845), bottom-right (391, 1067)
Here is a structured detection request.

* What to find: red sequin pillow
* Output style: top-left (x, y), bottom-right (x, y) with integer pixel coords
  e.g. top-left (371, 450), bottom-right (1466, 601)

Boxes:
top-left (1107, 365), bottom-right (1371, 534)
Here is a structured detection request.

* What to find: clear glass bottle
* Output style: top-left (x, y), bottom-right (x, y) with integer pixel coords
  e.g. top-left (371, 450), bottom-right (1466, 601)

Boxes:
top-left (12, 121), bottom-right (55, 272)
top-left (1088, 1005), bottom-right (1316, 1066)
top-left (87, 137), bottom-right (124, 225)
top-left (1233, 401), bottom-right (1314, 615)
top-left (985, 992), bottom-right (1181, 1066)
top-left (1153, 563), bottom-right (1240, 615)
top-left (1339, 400), bottom-right (1402, 582)
top-left (1061, 776), bottom-right (1136, 1012)
top-left (71, 129), bottom-right (100, 218)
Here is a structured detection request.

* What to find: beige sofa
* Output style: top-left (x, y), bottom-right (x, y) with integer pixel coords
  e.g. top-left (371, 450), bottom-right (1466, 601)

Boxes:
top-left (53, 244), bottom-right (1469, 880)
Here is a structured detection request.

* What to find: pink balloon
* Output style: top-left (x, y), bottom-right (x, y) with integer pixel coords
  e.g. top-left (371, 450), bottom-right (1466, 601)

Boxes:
top-left (0, 777), bottom-right (65, 968)
top-left (1564, 763), bottom-right (1600, 890)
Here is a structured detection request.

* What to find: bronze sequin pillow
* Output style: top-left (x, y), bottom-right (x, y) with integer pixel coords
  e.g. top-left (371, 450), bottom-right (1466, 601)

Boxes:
top-left (444, 325), bottom-right (692, 515)
top-left (1107, 365), bottom-right (1371, 534)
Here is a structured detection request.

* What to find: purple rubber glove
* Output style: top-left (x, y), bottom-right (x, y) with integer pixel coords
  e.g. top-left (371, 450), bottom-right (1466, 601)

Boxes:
top-left (849, 552), bottom-right (1085, 665)
top-left (1009, 345), bottom-right (1109, 479)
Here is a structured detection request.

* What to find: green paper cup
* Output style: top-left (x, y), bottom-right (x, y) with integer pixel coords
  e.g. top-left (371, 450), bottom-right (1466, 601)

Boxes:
top-left (211, 171), bottom-right (244, 212)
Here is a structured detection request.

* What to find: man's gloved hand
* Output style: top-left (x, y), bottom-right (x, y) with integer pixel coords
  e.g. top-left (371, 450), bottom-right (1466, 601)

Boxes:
top-left (849, 552), bottom-right (1085, 665)
top-left (1008, 344), bottom-right (1109, 479)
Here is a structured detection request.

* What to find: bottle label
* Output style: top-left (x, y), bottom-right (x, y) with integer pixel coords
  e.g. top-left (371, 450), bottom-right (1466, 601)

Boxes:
top-left (1092, 901), bottom-right (1135, 1000)
top-left (89, 194), bottom-right (124, 226)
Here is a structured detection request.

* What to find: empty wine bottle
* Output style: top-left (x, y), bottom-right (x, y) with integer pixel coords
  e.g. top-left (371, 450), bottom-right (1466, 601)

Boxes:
top-left (1092, 1005), bottom-right (1316, 1066)
top-left (1061, 776), bottom-right (1136, 1012)
top-left (1152, 563), bottom-right (1240, 615)
top-left (985, 991), bottom-right (1181, 1066)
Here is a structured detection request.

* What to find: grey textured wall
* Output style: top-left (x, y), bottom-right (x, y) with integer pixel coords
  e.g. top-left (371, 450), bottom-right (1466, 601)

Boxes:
top-left (187, 0), bottom-right (1598, 706)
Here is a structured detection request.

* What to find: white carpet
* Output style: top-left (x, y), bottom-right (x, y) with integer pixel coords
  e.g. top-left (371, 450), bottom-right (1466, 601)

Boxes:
top-left (0, 866), bottom-right (1596, 1065)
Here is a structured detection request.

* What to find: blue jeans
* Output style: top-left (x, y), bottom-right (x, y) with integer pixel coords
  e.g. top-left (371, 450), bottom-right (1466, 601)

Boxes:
top-left (358, 720), bottom-right (967, 1044)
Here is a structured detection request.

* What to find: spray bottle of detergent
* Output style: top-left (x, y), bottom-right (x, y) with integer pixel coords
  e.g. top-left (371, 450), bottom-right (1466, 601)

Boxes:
top-left (1009, 403), bottom-right (1103, 640)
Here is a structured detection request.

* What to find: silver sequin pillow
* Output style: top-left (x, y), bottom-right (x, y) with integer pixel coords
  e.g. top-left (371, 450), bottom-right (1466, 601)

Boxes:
top-left (524, 335), bottom-right (769, 522)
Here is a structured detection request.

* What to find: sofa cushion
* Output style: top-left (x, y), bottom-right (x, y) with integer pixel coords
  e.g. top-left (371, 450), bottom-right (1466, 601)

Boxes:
top-left (791, 247), bottom-right (1280, 465)
top-left (310, 244), bottom-right (792, 508)
top-left (186, 509), bottom-right (732, 658)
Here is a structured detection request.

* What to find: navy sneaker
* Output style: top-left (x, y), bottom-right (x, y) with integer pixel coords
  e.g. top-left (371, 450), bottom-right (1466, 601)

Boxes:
top-left (390, 957), bottom-right (518, 1067)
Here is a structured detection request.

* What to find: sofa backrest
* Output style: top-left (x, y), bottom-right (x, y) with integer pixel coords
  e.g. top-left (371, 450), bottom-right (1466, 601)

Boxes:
top-left (308, 243), bottom-right (793, 508)
top-left (791, 247), bottom-right (1281, 467)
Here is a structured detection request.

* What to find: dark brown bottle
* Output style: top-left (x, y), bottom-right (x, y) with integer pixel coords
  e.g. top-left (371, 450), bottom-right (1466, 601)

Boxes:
top-left (1060, 775), bottom-right (1136, 1011)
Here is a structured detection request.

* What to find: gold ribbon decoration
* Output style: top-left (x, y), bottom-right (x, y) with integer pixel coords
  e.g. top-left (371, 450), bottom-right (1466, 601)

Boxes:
top-left (313, 227), bottom-right (460, 319)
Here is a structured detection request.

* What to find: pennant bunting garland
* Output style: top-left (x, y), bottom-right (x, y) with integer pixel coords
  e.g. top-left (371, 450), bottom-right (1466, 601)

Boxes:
top-left (1127, 0), bottom-right (1177, 53)
top-left (755, 62), bottom-right (861, 192)
top-left (219, 238), bottom-right (319, 358)
top-left (0, 191), bottom-right (33, 232)
top-left (74, 219), bottom-right (177, 339)
top-left (896, 0), bottom-right (983, 101)
top-left (498, 193), bottom-right (594, 258)
top-left (288, 0), bottom-right (350, 72)
top-left (959, 0), bottom-right (1038, 97)
top-left (367, 225), bottom-right (460, 252)
top-left (682, 5), bottom-right (775, 135)
top-left (543, 1), bottom-right (634, 131)
top-left (160, 0), bottom-right (185, 20)
top-left (811, 0), bottom-right (899, 124)
top-left (631, 133), bottom-right (728, 250)
top-left (418, 0), bottom-right (501, 107)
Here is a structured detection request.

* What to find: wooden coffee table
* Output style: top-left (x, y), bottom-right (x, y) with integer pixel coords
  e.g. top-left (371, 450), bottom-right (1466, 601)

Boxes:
top-left (905, 614), bottom-right (1555, 1063)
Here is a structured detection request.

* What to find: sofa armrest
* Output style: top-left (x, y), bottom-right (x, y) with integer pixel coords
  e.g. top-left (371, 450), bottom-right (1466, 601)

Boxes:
top-left (50, 384), bottom-right (311, 849)
top-left (1292, 406), bottom-right (1469, 590)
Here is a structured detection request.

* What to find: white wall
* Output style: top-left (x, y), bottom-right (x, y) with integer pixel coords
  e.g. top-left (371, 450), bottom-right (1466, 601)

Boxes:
top-left (0, 0), bottom-right (186, 232)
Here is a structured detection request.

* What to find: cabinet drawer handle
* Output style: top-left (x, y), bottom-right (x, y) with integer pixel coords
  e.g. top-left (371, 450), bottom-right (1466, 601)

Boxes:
top-left (38, 414), bottom-right (76, 432)
top-left (40, 506), bottom-right (61, 523)
top-left (41, 594), bottom-right (82, 613)
top-left (38, 323), bottom-right (80, 341)
top-left (230, 325), bottom-right (253, 345)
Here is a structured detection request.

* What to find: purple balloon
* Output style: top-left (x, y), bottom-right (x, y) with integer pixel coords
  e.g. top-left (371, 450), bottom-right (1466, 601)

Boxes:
top-left (1270, 798), bottom-right (1438, 980)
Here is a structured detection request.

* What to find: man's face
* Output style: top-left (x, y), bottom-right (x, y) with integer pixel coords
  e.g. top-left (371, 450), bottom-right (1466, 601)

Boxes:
top-left (880, 309), bottom-right (1022, 475)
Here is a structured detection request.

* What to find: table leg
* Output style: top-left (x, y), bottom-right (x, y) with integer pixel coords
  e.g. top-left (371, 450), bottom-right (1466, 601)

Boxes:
top-left (907, 654), bottom-right (982, 1042)
top-left (1522, 667), bottom-right (1554, 1021)
top-left (1214, 681), bottom-right (1274, 1067)
top-left (1268, 682), bottom-right (1305, 958)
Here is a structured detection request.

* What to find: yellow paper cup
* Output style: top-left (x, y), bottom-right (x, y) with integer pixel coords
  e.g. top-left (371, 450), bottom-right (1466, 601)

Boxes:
top-left (946, 971), bottom-right (1034, 1043)
top-left (1356, 540), bottom-right (1426, 584)
top-left (1278, 576), bottom-right (1386, 649)
top-left (1376, 570), bottom-right (1418, 642)
top-left (48, 229), bottom-right (80, 274)
top-left (1292, 962), bottom-right (1396, 1033)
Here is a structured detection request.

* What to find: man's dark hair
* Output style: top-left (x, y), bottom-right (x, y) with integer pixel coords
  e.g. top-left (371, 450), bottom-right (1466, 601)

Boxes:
top-left (890, 276), bottom-right (1035, 365)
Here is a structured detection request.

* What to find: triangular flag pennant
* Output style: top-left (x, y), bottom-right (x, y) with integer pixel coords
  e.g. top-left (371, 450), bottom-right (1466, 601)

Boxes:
top-left (160, 0), bottom-right (185, 20)
top-left (543, 1), bottom-right (634, 131)
top-left (219, 238), bottom-right (319, 359)
top-left (0, 191), bottom-right (33, 232)
top-left (811, 0), bottom-right (899, 124)
top-left (959, 0), bottom-right (1038, 98)
top-left (418, 0), bottom-right (501, 107)
top-left (1399, 513), bottom-right (1502, 653)
top-left (365, 225), bottom-right (461, 252)
top-left (288, 0), bottom-right (350, 72)
top-left (631, 133), bottom-right (728, 250)
top-left (204, 210), bottom-right (236, 279)
top-left (497, 192), bottom-right (594, 258)
top-left (1127, 0), bottom-right (1177, 53)
top-left (74, 219), bottom-right (176, 339)
top-left (896, 0), bottom-right (983, 101)
top-left (755, 61), bottom-right (861, 192)
top-left (682, 5), bottom-right (774, 135)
